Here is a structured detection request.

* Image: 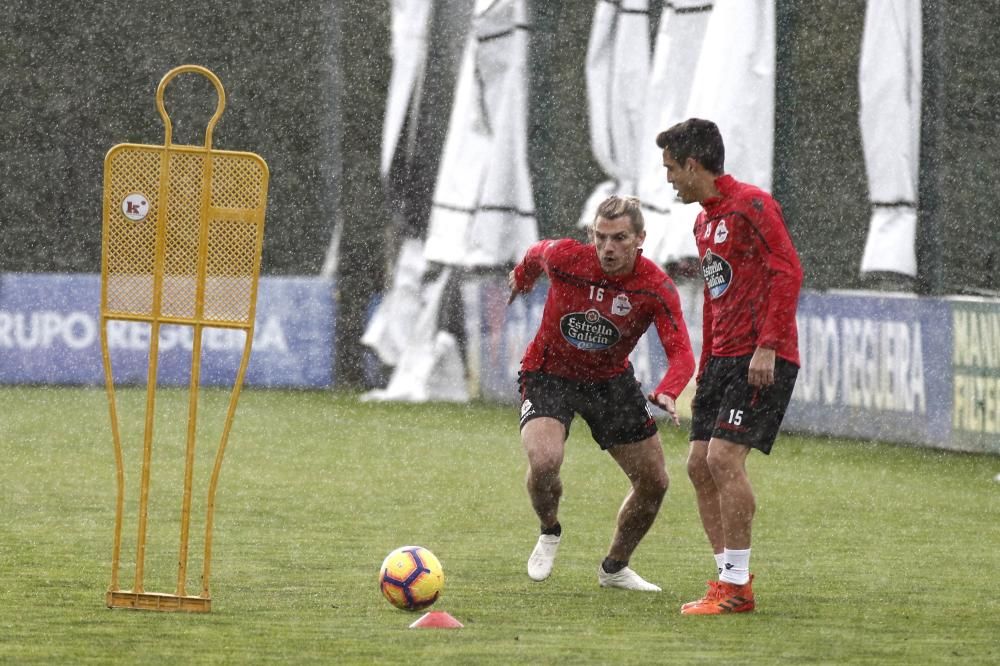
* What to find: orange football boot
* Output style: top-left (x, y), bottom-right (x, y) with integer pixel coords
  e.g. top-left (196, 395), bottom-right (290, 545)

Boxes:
top-left (681, 575), bottom-right (755, 615)
top-left (680, 579), bottom-right (721, 611)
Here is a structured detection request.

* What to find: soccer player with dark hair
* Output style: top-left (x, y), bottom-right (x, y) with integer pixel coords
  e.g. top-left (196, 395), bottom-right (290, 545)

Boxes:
top-left (508, 195), bottom-right (695, 591)
top-left (656, 118), bottom-right (803, 614)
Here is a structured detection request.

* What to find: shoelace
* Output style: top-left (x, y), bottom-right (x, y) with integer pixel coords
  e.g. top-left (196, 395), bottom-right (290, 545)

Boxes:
top-left (703, 580), bottom-right (722, 602)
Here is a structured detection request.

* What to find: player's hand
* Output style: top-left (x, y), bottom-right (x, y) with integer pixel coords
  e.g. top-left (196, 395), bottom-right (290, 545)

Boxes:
top-left (748, 346), bottom-right (776, 387)
top-left (648, 392), bottom-right (680, 427)
top-left (507, 269), bottom-right (521, 305)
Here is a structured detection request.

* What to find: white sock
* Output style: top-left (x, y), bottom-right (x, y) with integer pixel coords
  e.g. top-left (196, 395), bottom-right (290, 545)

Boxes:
top-left (720, 548), bottom-right (751, 585)
top-left (714, 552), bottom-right (725, 576)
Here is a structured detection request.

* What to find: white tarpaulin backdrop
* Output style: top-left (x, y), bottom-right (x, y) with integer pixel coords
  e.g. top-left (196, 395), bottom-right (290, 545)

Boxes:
top-left (424, 0), bottom-right (538, 267)
top-left (859, 0), bottom-right (921, 277)
top-left (381, 0), bottom-right (434, 178)
top-left (368, 0), bottom-right (538, 401)
top-left (361, 0), bottom-right (434, 366)
top-left (684, 0), bottom-right (775, 192)
top-left (363, 0), bottom-right (463, 401)
top-left (577, 0), bottom-right (651, 228)
top-left (582, 0), bottom-right (773, 267)
top-left (638, 0), bottom-right (713, 265)
top-left (653, 0), bottom-right (775, 265)
top-left (361, 0), bottom-right (435, 368)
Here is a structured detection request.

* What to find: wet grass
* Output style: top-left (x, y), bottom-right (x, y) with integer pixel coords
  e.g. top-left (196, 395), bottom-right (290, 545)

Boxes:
top-left (1, 385), bottom-right (998, 664)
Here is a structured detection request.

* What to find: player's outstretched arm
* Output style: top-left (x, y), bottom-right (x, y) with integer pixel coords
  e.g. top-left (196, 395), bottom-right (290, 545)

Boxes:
top-left (508, 239), bottom-right (564, 304)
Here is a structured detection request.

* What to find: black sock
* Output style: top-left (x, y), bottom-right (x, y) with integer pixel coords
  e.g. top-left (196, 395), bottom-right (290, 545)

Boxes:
top-left (602, 557), bottom-right (627, 574)
top-left (541, 522), bottom-right (561, 537)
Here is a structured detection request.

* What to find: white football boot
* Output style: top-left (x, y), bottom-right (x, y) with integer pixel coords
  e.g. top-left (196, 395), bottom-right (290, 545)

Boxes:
top-left (597, 565), bottom-right (662, 592)
top-left (527, 534), bottom-right (561, 581)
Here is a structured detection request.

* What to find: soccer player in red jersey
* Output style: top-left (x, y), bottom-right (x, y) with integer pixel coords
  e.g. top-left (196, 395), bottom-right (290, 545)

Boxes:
top-left (656, 118), bottom-right (803, 614)
top-left (508, 195), bottom-right (695, 591)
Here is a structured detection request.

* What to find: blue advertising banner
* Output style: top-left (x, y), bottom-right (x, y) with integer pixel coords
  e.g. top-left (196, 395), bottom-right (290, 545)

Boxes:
top-left (786, 291), bottom-right (953, 446)
top-left (948, 298), bottom-right (1000, 453)
top-left (0, 273), bottom-right (334, 388)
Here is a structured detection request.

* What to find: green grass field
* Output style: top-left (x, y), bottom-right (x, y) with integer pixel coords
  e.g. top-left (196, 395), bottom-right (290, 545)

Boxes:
top-left (1, 385), bottom-right (998, 664)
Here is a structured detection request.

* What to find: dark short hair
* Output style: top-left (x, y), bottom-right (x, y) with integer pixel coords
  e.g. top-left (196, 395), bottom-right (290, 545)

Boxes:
top-left (655, 118), bottom-right (725, 174)
top-left (594, 195), bottom-right (644, 234)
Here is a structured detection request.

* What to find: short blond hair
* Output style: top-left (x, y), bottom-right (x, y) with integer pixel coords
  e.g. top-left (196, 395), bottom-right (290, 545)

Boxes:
top-left (594, 195), bottom-right (644, 234)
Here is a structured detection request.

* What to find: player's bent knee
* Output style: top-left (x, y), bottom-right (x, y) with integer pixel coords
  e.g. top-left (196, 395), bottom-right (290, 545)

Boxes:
top-left (636, 468), bottom-right (669, 498)
top-left (652, 473), bottom-right (669, 498)
top-left (687, 452), bottom-right (712, 486)
top-left (528, 454), bottom-right (562, 483)
top-left (705, 440), bottom-right (747, 478)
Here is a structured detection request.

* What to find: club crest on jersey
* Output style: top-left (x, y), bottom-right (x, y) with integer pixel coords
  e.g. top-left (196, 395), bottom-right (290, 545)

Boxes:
top-left (560, 309), bottom-right (621, 350)
top-left (701, 250), bottom-right (733, 299)
top-left (714, 219), bottom-right (729, 244)
top-left (611, 293), bottom-right (632, 316)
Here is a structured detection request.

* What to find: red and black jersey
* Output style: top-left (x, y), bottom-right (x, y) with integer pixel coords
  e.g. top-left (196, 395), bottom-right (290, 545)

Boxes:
top-left (511, 239), bottom-right (695, 399)
top-left (695, 175), bottom-right (803, 371)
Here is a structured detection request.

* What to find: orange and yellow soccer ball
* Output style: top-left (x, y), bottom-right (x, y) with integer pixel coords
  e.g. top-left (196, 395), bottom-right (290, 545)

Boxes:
top-left (378, 546), bottom-right (444, 611)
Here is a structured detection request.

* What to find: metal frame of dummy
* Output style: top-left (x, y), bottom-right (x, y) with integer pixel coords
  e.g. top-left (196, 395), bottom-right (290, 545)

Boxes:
top-left (100, 65), bottom-right (269, 612)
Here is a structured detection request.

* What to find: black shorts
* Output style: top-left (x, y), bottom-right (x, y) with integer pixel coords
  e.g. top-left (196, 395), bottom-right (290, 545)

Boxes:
top-left (690, 354), bottom-right (798, 454)
top-left (517, 367), bottom-right (657, 450)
